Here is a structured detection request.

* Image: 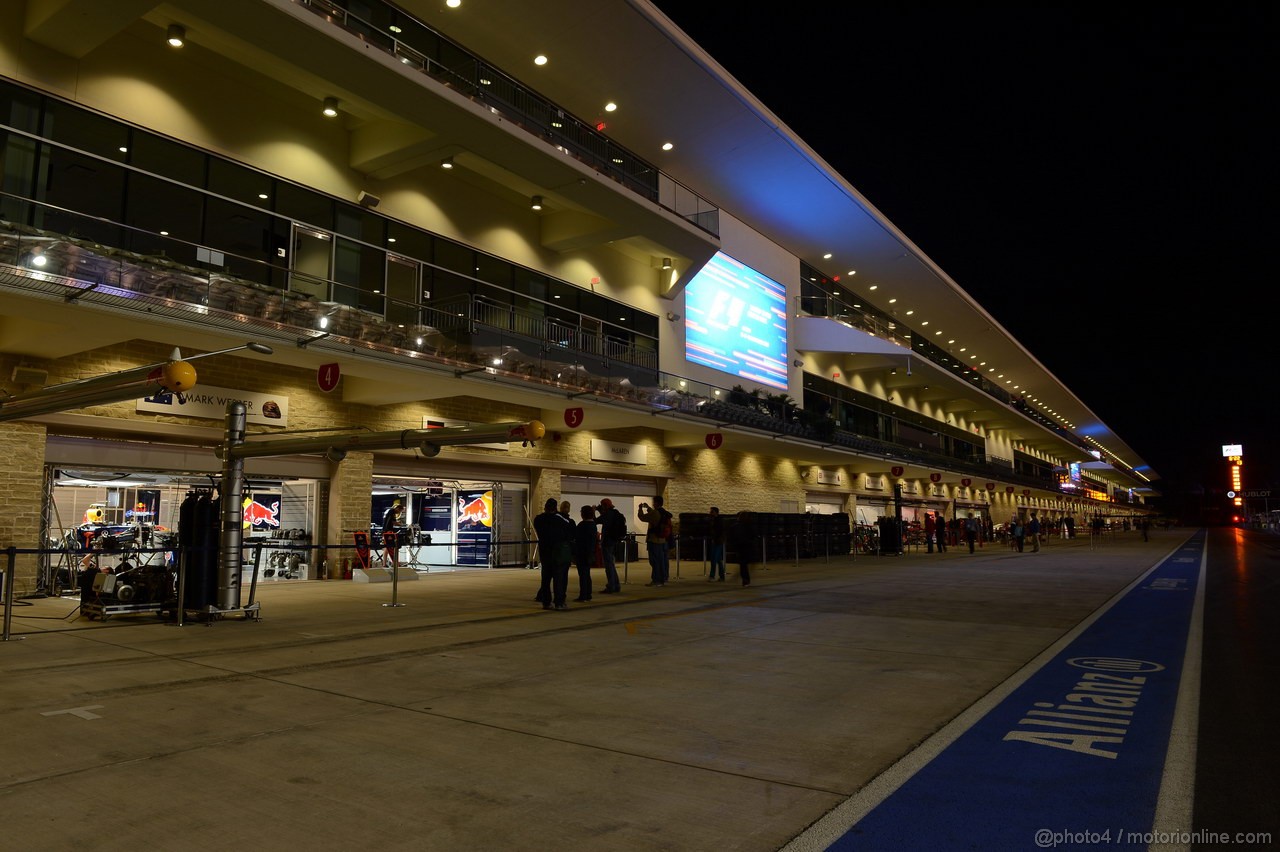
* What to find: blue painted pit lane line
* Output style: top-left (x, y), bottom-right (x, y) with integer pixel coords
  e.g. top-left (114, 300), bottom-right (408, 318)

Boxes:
top-left (786, 532), bottom-right (1206, 851)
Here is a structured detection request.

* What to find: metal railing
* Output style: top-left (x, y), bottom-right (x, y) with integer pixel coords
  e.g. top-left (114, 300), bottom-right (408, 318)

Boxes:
top-left (294, 0), bottom-right (720, 236)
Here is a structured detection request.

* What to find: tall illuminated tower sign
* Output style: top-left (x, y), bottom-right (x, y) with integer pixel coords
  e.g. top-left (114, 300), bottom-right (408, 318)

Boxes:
top-left (1223, 444), bottom-right (1244, 508)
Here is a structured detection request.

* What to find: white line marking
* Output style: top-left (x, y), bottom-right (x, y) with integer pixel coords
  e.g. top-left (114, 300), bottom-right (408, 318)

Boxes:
top-left (1148, 543), bottom-right (1205, 852)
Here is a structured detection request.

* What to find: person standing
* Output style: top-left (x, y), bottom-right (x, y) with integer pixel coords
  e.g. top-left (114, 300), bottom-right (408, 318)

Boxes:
top-left (964, 512), bottom-right (979, 554)
top-left (925, 512), bottom-right (936, 554)
top-left (1027, 513), bottom-right (1041, 552)
top-left (1065, 515), bottom-right (1076, 539)
top-left (534, 498), bottom-right (574, 610)
top-left (934, 512), bottom-right (947, 553)
top-left (732, 511), bottom-right (753, 586)
top-left (1011, 515), bottom-right (1025, 552)
top-left (638, 496), bottom-right (673, 586)
top-left (573, 505), bottom-right (598, 602)
top-left (596, 498), bottom-right (625, 593)
top-left (707, 506), bottom-right (726, 581)
top-left (381, 501), bottom-right (402, 568)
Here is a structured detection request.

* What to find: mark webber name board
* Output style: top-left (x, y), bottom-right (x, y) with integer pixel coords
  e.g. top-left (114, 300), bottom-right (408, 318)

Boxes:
top-left (139, 386), bottom-right (289, 427)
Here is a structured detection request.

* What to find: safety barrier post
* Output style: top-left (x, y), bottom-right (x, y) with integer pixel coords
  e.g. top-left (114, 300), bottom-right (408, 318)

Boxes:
top-left (168, 547), bottom-right (188, 628)
top-left (383, 539), bottom-right (406, 608)
top-left (674, 534), bottom-right (680, 580)
top-left (2, 547), bottom-right (16, 641)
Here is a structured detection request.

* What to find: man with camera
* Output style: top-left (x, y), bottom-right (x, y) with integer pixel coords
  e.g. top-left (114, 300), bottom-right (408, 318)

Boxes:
top-left (637, 496), bottom-right (673, 587)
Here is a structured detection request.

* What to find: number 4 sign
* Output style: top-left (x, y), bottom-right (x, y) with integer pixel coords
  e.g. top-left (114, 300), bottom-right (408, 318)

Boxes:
top-left (317, 363), bottom-right (340, 393)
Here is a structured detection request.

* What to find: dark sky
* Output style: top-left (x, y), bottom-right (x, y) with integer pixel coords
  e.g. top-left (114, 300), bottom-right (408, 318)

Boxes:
top-left (652, 4), bottom-right (1278, 500)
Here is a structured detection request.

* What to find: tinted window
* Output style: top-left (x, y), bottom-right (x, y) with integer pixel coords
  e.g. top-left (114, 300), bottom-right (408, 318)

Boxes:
top-left (209, 157), bottom-right (273, 208)
top-left (125, 172), bottom-right (202, 262)
top-left (42, 101), bottom-right (128, 162)
top-left (276, 181), bottom-right (333, 230)
top-left (131, 130), bottom-right (205, 186)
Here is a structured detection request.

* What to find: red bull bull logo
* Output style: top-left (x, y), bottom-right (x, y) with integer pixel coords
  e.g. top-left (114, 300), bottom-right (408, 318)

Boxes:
top-left (243, 499), bottom-right (281, 528)
top-left (456, 492), bottom-right (493, 528)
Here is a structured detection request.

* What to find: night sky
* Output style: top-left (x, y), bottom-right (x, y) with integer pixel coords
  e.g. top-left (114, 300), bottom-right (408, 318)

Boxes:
top-left (652, 4), bottom-right (1277, 508)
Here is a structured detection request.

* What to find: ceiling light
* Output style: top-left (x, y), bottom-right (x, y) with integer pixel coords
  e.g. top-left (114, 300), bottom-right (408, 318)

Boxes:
top-left (167, 24), bottom-right (185, 48)
top-left (869, 284), bottom-right (878, 290)
top-left (531, 195), bottom-right (543, 211)
top-left (322, 97), bottom-right (339, 117)
top-left (440, 156), bottom-right (453, 169)
top-left (258, 193), bottom-right (268, 199)
top-left (447, 0), bottom-right (461, 7)
top-left (389, 24), bottom-right (402, 33)
top-left (847, 270), bottom-right (857, 276)
top-left (534, 54), bottom-right (548, 66)
top-left (661, 257), bottom-right (672, 270)
top-left (823, 253), bottom-right (832, 259)
top-left (662, 142), bottom-right (673, 151)
top-left (604, 102), bottom-right (617, 112)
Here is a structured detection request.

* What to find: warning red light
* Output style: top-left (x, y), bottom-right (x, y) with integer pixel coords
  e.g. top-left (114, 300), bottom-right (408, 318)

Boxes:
top-left (595, 121), bottom-right (607, 131)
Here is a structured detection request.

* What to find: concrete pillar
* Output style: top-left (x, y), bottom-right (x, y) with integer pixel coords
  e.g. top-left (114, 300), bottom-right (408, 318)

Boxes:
top-left (0, 422), bottom-right (46, 594)
top-left (325, 451), bottom-right (373, 578)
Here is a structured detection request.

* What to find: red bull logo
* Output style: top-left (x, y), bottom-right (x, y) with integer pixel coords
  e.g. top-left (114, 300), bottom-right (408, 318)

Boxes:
top-left (243, 499), bottom-right (280, 528)
top-left (456, 492), bottom-right (493, 528)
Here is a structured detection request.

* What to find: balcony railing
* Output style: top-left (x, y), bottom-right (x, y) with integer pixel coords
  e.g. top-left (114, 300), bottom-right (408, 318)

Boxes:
top-left (294, 0), bottom-right (720, 236)
top-left (0, 206), bottom-right (1136, 502)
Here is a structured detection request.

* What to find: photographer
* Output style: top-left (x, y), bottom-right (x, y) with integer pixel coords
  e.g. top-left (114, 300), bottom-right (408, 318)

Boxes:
top-left (637, 496), bottom-right (673, 587)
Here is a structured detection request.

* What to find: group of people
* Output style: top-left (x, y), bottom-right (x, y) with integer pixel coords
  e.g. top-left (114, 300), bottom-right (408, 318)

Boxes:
top-left (534, 496), bottom-right (753, 610)
top-left (533, 497), bottom-right (627, 610)
top-left (1008, 513), bottom-right (1042, 553)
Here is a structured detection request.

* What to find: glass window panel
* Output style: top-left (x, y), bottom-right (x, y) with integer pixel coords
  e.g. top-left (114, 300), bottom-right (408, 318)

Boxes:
top-left (1, 130), bottom-right (39, 206)
top-left (130, 130), bottom-right (206, 186)
top-left (204, 195), bottom-right (275, 278)
top-left (386, 220), bottom-right (432, 260)
top-left (42, 101), bottom-right (128, 162)
top-left (432, 238), bottom-right (473, 276)
top-left (334, 202), bottom-right (384, 244)
top-left (290, 226), bottom-right (332, 300)
top-left (334, 236), bottom-right (385, 313)
top-left (386, 255), bottom-right (418, 326)
top-left (473, 252), bottom-right (512, 289)
top-left (276, 181), bottom-right (333, 231)
top-left (35, 143), bottom-right (124, 243)
top-left (208, 157), bottom-right (273, 208)
top-left (124, 172), bottom-right (202, 263)
top-left (427, 268), bottom-right (471, 304)
top-left (547, 279), bottom-right (578, 312)
top-left (0, 79), bottom-right (42, 134)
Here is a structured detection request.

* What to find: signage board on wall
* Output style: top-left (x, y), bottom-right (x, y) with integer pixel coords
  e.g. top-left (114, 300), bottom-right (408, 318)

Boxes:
top-left (815, 469), bottom-right (843, 486)
top-left (455, 489), bottom-right (493, 567)
top-left (590, 439), bottom-right (648, 465)
top-left (139, 385), bottom-right (289, 427)
top-left (864, 474), bottom-right (885, 491)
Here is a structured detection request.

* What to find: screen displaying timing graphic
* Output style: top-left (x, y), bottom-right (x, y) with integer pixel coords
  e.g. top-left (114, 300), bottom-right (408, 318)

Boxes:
top-left (684, 251), bottom-right (788, 390)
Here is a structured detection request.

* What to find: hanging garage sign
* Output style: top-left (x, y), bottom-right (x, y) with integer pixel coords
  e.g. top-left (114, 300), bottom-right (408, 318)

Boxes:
top-left (139, 385), bottom-right (289, 427)
top-left (317, 363), bottom-right (340, 392)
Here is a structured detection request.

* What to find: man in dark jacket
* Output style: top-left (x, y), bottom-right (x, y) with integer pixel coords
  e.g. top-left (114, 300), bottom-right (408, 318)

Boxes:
top-left (596, 498), bottom-right (625, 593)
top-left (534, 497), bottom-right (574, 610)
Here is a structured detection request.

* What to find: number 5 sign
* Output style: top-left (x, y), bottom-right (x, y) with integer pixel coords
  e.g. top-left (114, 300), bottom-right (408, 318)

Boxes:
top-left (564, 407), bottom-right (584, 428)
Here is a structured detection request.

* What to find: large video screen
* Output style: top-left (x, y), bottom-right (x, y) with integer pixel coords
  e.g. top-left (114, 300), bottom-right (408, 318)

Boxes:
top-left (684, 252), bottom-right (788, 390)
